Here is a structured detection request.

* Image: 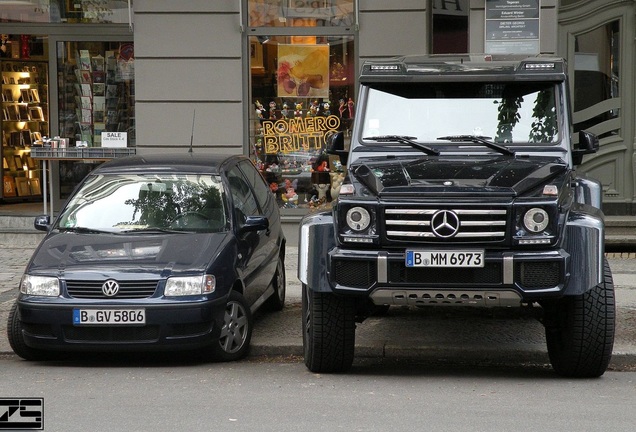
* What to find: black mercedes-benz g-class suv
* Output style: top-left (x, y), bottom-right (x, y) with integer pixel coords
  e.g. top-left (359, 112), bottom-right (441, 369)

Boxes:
top-left (298, 55), bottom-right (615, 377)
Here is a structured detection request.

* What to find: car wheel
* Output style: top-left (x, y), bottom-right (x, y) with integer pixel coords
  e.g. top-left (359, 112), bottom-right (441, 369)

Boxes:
top-left (544, 258), bottom-right (615, 378)
top-left (212, 290), bottom-right (253, 362)
top-left (7, 301), bottom-right (50, 361)
top-left (264, 253), bottom-right (286, 311)
top-left (302, 284), bottom-right (356, 373)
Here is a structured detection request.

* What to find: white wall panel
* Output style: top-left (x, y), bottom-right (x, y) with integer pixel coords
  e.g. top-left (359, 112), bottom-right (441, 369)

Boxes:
top-left (359, 11), bottom-right (428, 57)
top-left (135, 59), bottom-right (242, 102)
top-left (135, 14), bottom-right (240, 57)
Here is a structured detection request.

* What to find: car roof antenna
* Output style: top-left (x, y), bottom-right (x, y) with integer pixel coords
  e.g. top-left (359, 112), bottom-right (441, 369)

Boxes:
top-left (189, 109), bottom-right (196, 153)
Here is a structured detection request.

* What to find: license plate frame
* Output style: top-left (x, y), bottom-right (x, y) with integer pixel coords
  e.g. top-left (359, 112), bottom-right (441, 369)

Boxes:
top-left (405, 250), bottom-right (485, 268)
top-left (73, 308), bottom-right (146, 325)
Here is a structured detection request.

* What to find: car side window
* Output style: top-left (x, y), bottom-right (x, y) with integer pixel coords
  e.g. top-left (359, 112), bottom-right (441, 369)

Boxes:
top-left (238, 160), bottom-right (272, 211)
top-left (227, 167), bottom-right (260, 217)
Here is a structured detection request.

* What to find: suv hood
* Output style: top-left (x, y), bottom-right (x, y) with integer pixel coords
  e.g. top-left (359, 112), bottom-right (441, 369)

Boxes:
top-left (351, 155), bottom-right (568, 197)
top-left (27, 232), bottom-right (228, 279)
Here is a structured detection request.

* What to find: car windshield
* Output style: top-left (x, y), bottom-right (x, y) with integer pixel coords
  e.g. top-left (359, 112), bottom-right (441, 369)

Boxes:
top-left (361, 81), bottom-right (560, 145)
top-left (57, 173), bottom-right (228, 233)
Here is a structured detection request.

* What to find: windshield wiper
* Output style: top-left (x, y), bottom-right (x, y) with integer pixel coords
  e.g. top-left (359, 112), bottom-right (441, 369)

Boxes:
top-left (437, 135), bottom-right (515, 156)
top-left (362, 135), bottom-right (440, 156)
top-left (120, 227), bottom-right (186, 234)
top-left (57, 226), bottom-right (115, 234)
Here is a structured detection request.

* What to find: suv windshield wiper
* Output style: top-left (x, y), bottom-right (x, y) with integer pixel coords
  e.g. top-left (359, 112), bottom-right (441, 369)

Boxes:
top-left (120, 227), bottom-right (187, 234)
top-left (362, 135), bottom-right (440, 156)
top-left (437, 135), bottom-right (515, 156)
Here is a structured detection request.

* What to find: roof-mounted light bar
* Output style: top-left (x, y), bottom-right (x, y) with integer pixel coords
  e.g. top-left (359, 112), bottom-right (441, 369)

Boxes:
top-left (370, 64), bottom-right (400, 71)
top-left (524, 63), bottom-right (556, 70)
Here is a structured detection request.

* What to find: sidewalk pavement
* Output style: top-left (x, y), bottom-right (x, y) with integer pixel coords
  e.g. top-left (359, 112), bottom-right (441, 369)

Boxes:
top-left (1, 245), bottom-right (635, 370)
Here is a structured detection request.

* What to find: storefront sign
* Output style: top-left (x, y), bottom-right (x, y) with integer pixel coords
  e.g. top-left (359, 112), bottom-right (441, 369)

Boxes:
top-left (485, 0), bottom-right (540, 54)
top-left (262, 115), bottom-right (340, 154)
top-left (101, 132), bottom-right (127, 148)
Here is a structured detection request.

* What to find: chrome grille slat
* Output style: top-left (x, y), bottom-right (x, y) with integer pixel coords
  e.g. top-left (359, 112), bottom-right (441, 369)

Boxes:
top-left (385, 206), bottom-right (508, 242)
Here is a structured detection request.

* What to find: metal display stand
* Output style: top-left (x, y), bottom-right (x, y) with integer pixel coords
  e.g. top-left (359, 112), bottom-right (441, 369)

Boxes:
top-left (31, 147), bottom-right (136, 219)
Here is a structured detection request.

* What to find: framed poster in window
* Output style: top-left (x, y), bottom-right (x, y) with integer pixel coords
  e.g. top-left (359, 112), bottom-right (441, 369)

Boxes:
top-left (15, 177), bottom-right (30, 196)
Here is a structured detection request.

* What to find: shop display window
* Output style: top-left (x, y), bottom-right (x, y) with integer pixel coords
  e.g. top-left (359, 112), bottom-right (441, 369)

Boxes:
top-left (1, 57), bottom-right (48, 200)
top-left (249, 35), bottom-right (354, 210)
top-left (0, 0), bottom-right (132, 24)
top-left (57, 41), bottom-right (134, 198)
top-left (249, 0), bottom-right (354, 28)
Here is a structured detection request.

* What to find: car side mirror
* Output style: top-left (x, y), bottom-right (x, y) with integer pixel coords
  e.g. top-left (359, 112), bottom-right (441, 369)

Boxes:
top-left (34, 215), bottom-right (50, 232)
top-left (572, 130), bottom-right (600, 166)
top-left (327, 131), bottom-right (348, 167)
top-left (239, 215), bottom-right (269, 234)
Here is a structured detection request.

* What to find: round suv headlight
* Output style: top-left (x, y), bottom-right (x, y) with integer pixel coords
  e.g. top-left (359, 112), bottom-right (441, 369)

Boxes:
top-left (523, 208), bottom-right (549, 233)
top-left (346, 207), bottom-right (371, 231)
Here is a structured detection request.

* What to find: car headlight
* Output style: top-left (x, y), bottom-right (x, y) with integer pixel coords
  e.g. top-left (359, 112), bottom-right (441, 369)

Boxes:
top-left (346, 207), bottom-right (371, 231)
top-left (165, 275), bottom-right (216, 296)
top-left (523, 208), bottom-right (549, 233)
top-left (20, 275), bottom-right (60, 296)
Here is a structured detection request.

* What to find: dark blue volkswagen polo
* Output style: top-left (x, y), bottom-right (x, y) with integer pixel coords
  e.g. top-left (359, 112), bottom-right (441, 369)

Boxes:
top-left (8, 153), bottom-right (286, 361)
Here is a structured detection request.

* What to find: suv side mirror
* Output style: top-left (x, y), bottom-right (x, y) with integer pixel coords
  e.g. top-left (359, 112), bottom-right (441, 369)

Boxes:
top-left (572, 130), bottom-right (600, 166)
top-left (327, 132), bottom-right (348, 167)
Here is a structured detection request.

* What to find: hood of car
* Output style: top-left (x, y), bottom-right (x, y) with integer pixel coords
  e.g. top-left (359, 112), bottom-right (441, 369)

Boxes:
top-left (351, 155), bottom-right (568, 197)
top-left (27, 231), bottom-right (229, 279)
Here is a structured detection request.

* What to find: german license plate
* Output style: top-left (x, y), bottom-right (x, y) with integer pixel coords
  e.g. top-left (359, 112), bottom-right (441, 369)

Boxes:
top-left (73, 309), bottom-right (146, 325)
top-left (405, 250), bottom-right (484, 267)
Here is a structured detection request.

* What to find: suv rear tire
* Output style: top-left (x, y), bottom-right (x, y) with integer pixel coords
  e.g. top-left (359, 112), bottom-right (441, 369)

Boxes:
top-left (544, 258), bottom-right (615, 377)
top-left (302, 284), bottom-right (355, 372)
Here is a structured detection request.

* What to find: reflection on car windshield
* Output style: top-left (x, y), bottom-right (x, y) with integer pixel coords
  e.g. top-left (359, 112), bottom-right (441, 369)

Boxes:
top-left (57, 174), bottom-right (228, 233)
top-left (361, 81), bottom-right (559, 145)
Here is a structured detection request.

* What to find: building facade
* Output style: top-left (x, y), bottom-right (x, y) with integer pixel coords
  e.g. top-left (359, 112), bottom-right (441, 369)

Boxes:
top-left (1, 0), bottom-right (634, 218)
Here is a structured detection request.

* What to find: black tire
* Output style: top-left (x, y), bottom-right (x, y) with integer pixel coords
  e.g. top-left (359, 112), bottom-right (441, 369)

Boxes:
top-left (302, 284), bottom-right (356, 373)
top-left (211, 290), bottom-right (253, 362)
top-left (264, 253), bottom-right (286, 312)
top-left (7, 301), bottom-right (50, 361)
top-left (544, 258), bottom-right (615, 378)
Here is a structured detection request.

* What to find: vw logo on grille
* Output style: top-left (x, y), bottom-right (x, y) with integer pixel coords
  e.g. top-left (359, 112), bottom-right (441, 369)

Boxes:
top-left (102, 280), bottom-right (120, 297)
top-left (431, 210), bottom-right (460, 238)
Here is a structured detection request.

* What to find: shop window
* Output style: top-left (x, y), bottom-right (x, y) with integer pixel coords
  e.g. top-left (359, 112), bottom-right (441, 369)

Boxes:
top-left (249, 0), bottom-right (354, 28)
top-left (56, 41), bottom-right (135, 198)
top-left (573, 20), bottom-right (620, 138)
top-left (1, 53), bottom-right (48, 201)
top-left (250, 35), bottom-right (353, 210)
top-left (0, 0), bottom-right (132, 24)
top-left (431, 0), bottom-right (469, 54)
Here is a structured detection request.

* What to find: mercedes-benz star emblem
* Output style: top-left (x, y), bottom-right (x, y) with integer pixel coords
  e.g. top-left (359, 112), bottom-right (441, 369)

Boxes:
top-left (102, 280), bottom-right (120, 297)
top-left (430, 210), bottom-right (460, 238)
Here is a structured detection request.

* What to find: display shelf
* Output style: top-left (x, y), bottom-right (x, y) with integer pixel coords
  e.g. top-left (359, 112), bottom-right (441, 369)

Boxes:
top-left (31, 147), bottom-right (136, 160)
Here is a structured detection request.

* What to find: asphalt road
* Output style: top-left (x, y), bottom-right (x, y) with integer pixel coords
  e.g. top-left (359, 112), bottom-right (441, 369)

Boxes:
top-left (0, 355), bottom-right (635, 432)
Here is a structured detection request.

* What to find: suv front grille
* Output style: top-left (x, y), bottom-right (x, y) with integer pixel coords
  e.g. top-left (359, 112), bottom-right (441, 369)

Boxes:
top-left (66, 280), bottom-right (159, 299)
top-left (385, 207), bottom-right (507, 243)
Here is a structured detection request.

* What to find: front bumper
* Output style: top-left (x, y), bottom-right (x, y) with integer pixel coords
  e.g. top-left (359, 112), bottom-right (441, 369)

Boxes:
top-left (328, 248), bottom-right (569, 306)
top-left (16, 297), bottom-right (227, 352)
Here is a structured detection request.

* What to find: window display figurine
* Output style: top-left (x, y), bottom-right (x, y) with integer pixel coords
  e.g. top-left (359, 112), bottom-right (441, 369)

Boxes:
top-left (338, 98), bottom-right (347, 118)
top-left (282, 186), bottom-right (298, 208)
top-left (281, 103), bottom-right (291, 119)
top-left (269, 101), bottom-right (278, 120)
top-left (322, 101), bottom-right (331, 116)
top-left (330, 172), bottom-right (345, 201)
top-left (294, 102), bottom-right (303, 117)
top-left (347, 97), bottom-right (355, 118)
top-left (255, 100), bottom-right (266, 121)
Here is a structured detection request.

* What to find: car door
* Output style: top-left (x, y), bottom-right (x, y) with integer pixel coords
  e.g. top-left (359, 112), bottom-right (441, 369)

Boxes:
top-left (226, 164), bottom-right (270, 306)
top-left (238, 159), bottom-right (281, 284)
